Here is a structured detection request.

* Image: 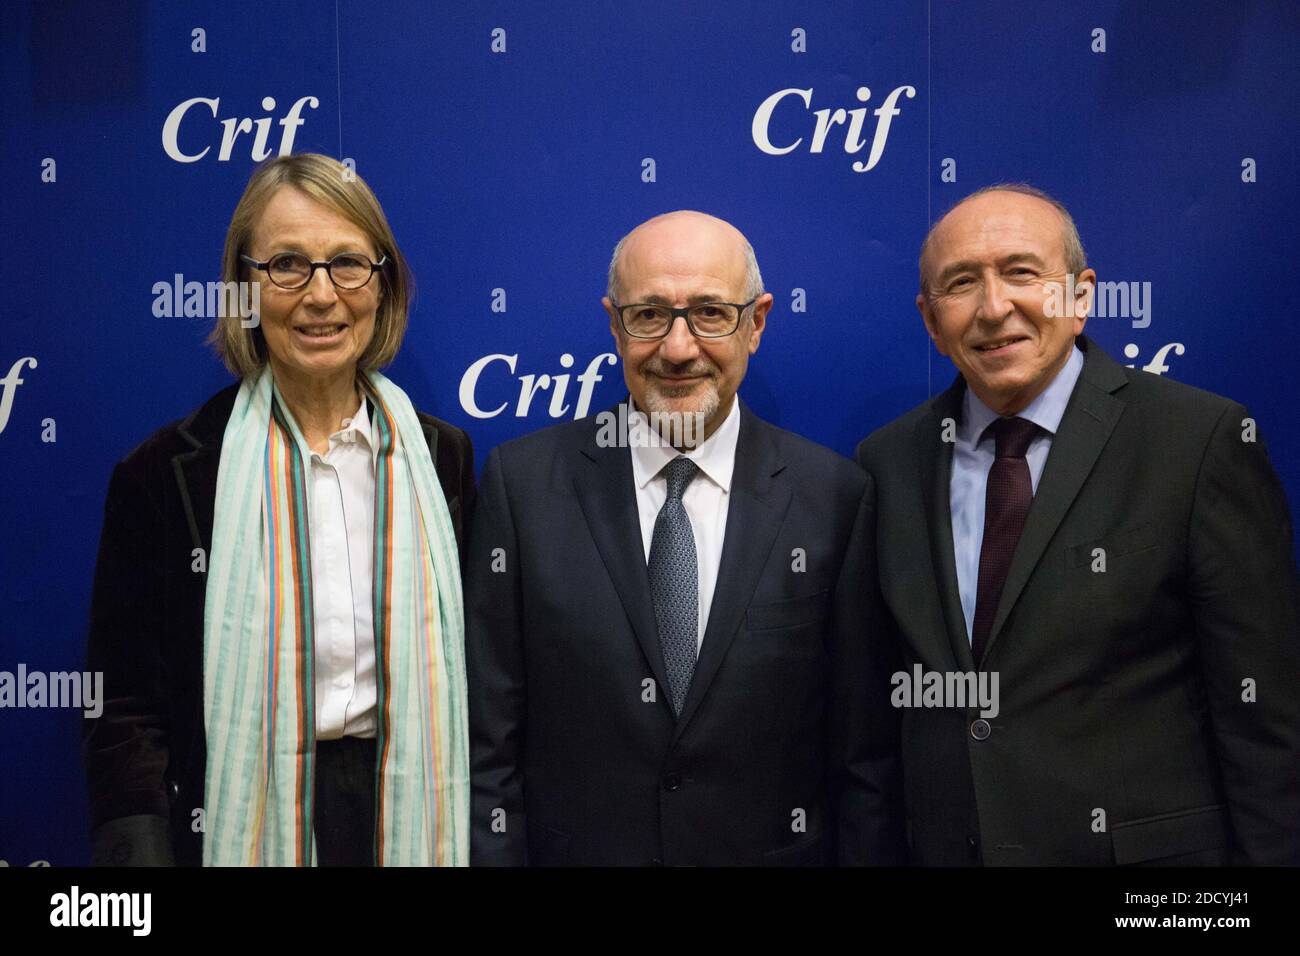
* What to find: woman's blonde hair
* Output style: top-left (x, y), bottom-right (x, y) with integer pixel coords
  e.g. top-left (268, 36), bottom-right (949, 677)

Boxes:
top-left (210, 152), bottom-right (413, 377)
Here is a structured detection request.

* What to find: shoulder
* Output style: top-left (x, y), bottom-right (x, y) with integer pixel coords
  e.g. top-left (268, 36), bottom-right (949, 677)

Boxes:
top-left (1110, 363), bottom-right (1241, 422)
top-left (97, 383), bottom-right (237, 521)
top-left (485, 414), bottom-right (594, 473)
top-left (1067, 336), bottom-right (1242, 442)
top-left (415, 408), bottom-right (473, 457)
top-left (1109, 372), bottom-right (1270, 508)
top-left (755, 414), bottom-right (865, 493)
top-left (854, 393), bottom-right (946, 472)
top-left (115, 384), bottom-right (239, 481)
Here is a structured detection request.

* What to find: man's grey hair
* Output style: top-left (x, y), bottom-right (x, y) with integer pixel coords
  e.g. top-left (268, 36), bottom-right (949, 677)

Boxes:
top-left (606, 224), bottom-right (765, 304)
top-left (919, 183), bottom-right (1087, 297)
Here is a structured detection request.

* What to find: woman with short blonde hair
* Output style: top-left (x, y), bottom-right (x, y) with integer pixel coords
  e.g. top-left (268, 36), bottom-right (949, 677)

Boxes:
top-left (85, 153), bottom-right (472, 867)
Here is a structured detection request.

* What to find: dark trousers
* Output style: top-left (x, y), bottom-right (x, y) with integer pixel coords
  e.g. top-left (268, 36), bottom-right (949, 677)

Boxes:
top-left (314, 736), bottom-right (376, 866)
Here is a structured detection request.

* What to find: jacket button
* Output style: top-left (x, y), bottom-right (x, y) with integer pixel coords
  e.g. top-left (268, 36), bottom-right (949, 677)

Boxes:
top-left (967, 835), bottom-right (980, 860)
top-left (168, 779), bottom-right (181, 799)
top-left (969, 718), bottom-right (991, 740)
top-left (649, 857), bottom-right (663, 867)
top-left (662, 772), bottom-right (682, 791)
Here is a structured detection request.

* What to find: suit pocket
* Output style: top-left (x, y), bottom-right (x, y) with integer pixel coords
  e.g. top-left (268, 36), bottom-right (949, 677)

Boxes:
top-left (528, 822), bottom-right (572, 866)
top-left (1067, 522), bottom-right (1161, 568)
top-left (762, 830), bottom-right (827, 867)
top-left (1110, 803), bottom-right (1229, 865)
top-left (746, 589), bottom-right (831, 632)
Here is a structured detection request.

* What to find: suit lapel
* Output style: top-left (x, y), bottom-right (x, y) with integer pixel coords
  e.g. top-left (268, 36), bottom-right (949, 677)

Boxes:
top-left (672, 404), bottom-right (791, 742)
top-left (572, 406), bottom-right (673, 700)
top-left (170, 385), bottom-right (239, 746)
top-left (982, 337), bottom-right (1128, 661)
top-left (917, 378), bottom-right (974, 672)
top-left (418, 414), bottom-right (439, 466)
top-left (171, 385), bottom-right (239, 554)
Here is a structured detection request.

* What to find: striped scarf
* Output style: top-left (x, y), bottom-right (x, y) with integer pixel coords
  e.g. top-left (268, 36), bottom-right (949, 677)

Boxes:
top-left (201, 366), bottom-right (468, 866)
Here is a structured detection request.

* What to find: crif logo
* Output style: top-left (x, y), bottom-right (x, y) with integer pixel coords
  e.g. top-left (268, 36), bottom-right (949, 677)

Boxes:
top-left (0, 357), bottom-right (36, 437)
top-left (162, 95), bottom-right (319, 163)
top-left (459, 352), bottom-right (617, 420)
top-left (752, 85), bottom-right (915, 173)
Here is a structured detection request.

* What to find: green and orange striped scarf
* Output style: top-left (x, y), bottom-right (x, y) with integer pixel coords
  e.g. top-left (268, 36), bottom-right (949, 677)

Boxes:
top-left (202, 367), bottom-right (467, 865)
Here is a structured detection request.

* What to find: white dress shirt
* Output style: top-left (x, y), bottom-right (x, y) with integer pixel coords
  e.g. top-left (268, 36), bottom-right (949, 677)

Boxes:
top-left (307, 395), bottom-right (378, 740)
top-left (629, 397), bottom-right (741, 651)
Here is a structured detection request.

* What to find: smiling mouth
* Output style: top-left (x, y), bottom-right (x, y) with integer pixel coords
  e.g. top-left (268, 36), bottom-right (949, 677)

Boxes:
top-left (974, 336), bottom-right (1028, 353)
top-left (295, 324), bottom-right (347, 339)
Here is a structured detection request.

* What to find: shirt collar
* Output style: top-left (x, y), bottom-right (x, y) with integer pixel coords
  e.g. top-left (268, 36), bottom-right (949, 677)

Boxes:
top-left (326, 392), bottom-right (374, 454)
top-left (629, 396), bottom-right (741, 494)
top-left (960, 343), bottom-right (1085, 444)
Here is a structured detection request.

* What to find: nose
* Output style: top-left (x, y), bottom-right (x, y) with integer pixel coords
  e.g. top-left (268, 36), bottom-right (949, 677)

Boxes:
top-left (302, 263), bottom-right (339, 306)
top-left (975, 273), bottom-right (1013, 323)
top-left (658, 313), bottom-right (701, 364)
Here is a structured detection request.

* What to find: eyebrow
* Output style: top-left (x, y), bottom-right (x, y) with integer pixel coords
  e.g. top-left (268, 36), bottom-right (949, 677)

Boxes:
top-left (633, 292), bottom-right (734, 305)
top-left (257, 238), bottom-right (377, 258)
top-left (934, 252), bottom-right (1047, 285)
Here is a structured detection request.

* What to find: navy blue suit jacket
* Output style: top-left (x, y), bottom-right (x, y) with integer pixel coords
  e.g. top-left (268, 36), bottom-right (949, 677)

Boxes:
top-left (466, 399), bottom-right (905, 866)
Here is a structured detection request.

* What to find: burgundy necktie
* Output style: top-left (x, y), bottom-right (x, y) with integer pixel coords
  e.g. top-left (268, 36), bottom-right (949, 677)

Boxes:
top-left (970, 416), bottom-right (1039, 664)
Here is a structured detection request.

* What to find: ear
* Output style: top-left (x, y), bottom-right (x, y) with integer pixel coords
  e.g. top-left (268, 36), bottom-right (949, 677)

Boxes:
top-left (602, 296), bottom-right (624, 357)
top-left (1072, 267), bottom-right (1095, 335)
top-left (917, 292), bottom-right (948, 356)
top-left (746, 292), bottom-right (773, 355)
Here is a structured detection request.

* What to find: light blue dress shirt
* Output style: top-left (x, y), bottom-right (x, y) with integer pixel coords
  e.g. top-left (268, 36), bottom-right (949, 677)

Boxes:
top-left (949, 344), bottom-right (1085, 641)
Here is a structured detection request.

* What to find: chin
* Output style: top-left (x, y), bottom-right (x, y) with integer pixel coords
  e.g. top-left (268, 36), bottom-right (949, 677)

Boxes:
top-left (280, 354), bottom-right (358, 381)
top-left (300, 354), bottom-right (354, 372)
top-left (642, 385), bottom-right (719, 423)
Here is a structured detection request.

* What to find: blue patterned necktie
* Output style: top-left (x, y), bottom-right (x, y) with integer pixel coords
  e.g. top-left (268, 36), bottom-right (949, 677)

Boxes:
top-left (648, 456), bottom-right (700, 716)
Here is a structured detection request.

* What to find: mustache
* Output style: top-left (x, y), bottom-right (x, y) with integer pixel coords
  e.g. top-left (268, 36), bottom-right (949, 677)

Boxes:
top-left (640, 359), bottom-right (718, 379)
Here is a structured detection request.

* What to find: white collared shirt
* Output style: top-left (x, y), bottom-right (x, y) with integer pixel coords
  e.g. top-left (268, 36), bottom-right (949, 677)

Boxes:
top-left (308, 395), bottom-right (378, 740)
top-left (629, 397), bottom-right (741, 651)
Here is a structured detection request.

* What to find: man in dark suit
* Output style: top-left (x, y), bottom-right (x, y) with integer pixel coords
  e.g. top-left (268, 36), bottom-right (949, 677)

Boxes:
top-left (856, 184), bottom-right (1300, 865)
top-left (467, 211), bottom-right (904, 866)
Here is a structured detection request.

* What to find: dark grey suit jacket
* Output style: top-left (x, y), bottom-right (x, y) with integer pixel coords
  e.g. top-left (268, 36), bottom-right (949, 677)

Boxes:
top-left (467, 399), bottom-right (906, 865)
top-left (856, 335), bottom-right (1300, 865)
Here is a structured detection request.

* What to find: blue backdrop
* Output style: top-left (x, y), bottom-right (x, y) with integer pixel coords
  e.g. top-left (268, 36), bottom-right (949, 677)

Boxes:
top-left (2, 0), bottom-right (1297, 865)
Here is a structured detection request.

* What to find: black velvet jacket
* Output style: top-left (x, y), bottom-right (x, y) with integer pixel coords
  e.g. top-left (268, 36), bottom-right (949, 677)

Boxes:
top-left (82, 383), bottom-right (474, 865)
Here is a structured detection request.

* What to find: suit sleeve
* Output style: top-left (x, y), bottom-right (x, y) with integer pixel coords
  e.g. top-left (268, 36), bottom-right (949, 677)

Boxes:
top-left (465, 446), bottom-right (528, 865)
top-left (429, 419), bottom-right (476, 566)
top-left (1188, 402), bottom-right (1300, 864)
top-left (83, 458), bottom-right (175, 865)
top-left (828, 471), bottom-right (908, 865)
top-left (450, 425), bottom-right (477, 569)
top-left (458, 429), bottom-right (477, 553)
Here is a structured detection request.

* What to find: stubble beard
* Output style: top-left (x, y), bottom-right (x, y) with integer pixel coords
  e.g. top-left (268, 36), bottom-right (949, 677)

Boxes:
top-left (640, 371), bottom-right (720, 447)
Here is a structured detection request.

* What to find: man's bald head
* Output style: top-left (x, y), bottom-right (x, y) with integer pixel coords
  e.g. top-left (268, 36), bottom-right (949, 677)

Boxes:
top-left (918, 184), bottom-right (1087, 298)
top-left (606, 210), bottom-right (764, 304)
